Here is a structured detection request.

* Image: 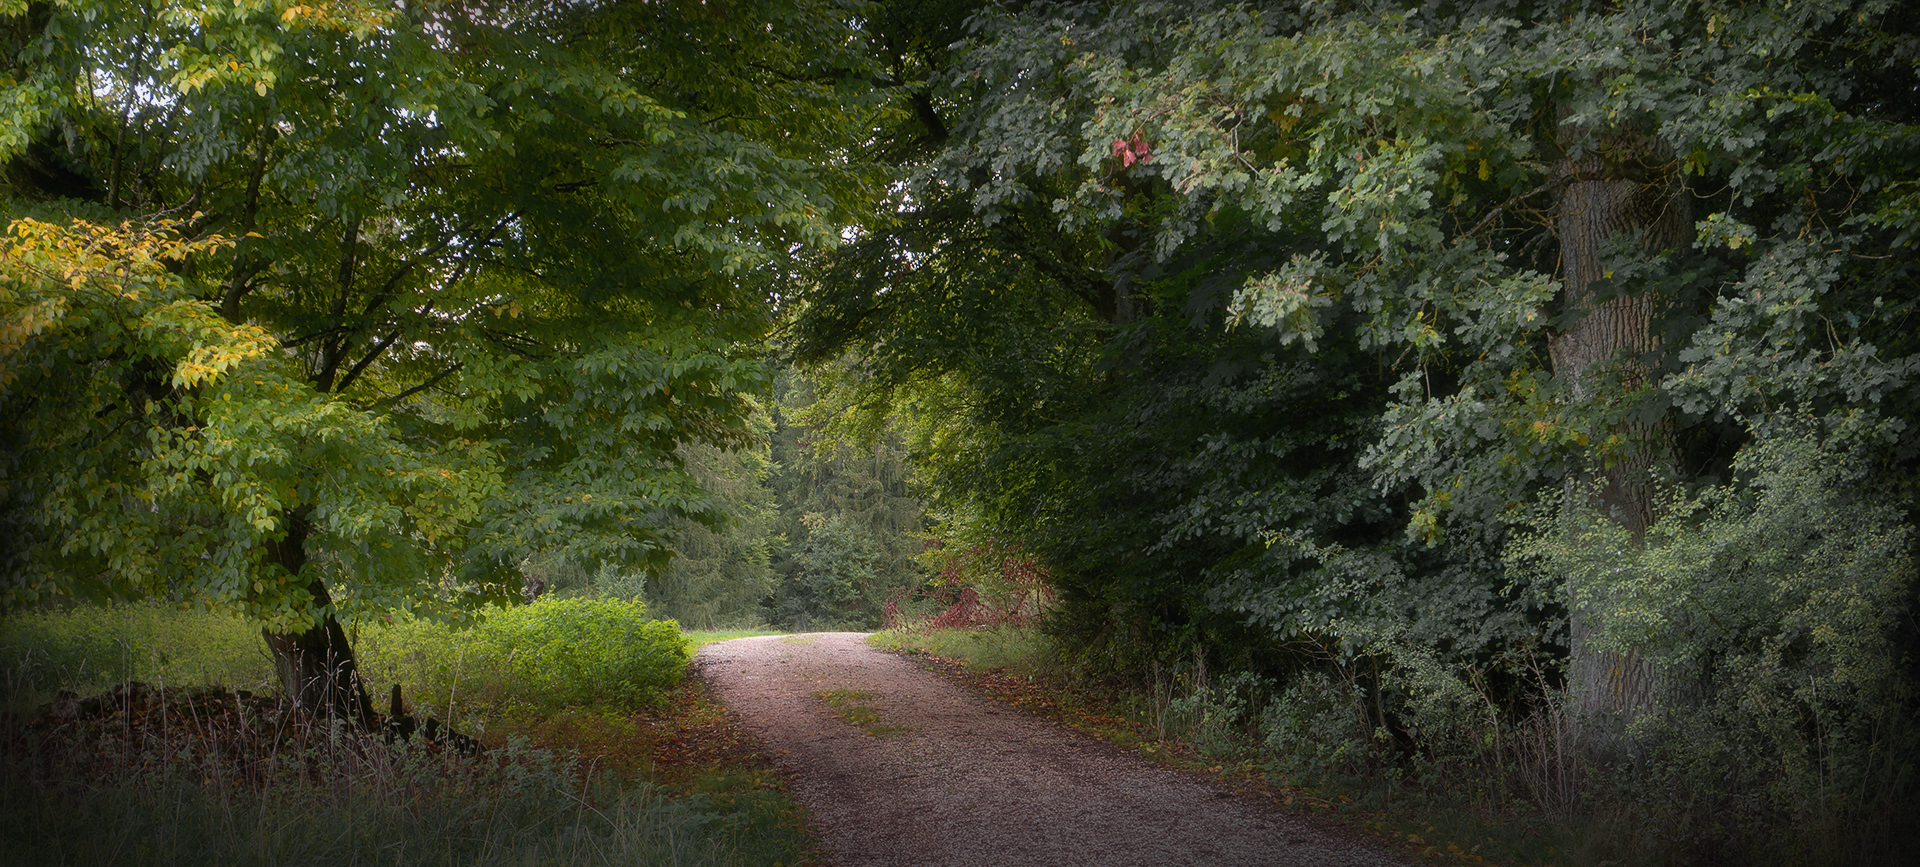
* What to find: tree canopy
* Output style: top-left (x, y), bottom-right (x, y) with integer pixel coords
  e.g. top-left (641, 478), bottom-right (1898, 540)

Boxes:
top-left (2, 0), bottom-right (878, 715)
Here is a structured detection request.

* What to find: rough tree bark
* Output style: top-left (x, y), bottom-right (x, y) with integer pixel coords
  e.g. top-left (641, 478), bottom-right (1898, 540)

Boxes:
top-left (1547, 130), bottom-right (1690, 755)
top-left (261, 506), bottom-right (376, 726)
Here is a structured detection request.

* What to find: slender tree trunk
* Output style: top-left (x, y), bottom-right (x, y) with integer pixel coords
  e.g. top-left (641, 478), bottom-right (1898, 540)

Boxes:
top-left (1547, 135), bottom-right (1689, 756)
top-left (261, 507), bottom-right (375, 726)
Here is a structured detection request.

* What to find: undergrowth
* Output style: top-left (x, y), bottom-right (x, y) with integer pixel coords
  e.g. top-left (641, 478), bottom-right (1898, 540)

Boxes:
top-left (0, 729), bottom-right (782, 867)
top-left (353, 596), bottom-right (689, 726)
top-left (0, 601), bottom-right (274, 713)
top-left (0, 603), bottom-right (809, 867)
top-left (867, 625), bottom-right (1050, 678)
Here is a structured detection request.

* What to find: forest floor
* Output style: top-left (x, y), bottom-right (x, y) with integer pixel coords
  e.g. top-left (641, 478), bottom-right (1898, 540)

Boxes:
top-left (698, 632), bottom-right (1414, 867)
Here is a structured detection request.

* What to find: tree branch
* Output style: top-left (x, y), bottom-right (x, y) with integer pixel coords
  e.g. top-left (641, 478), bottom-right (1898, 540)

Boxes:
top-left (315, 219), bottom-right (364, 392)
top-left (370, 362), bottom-right (465, 412)
top-left (220, 129), bottom-right (276, 323)
top-left (333, 300), bottom-right (437, 396)
top-left (1464, 180), bottom-right (1559, 239)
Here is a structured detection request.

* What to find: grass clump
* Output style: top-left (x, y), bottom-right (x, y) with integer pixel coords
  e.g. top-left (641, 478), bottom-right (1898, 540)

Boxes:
top-left (816, 689), bottom-right (911, 738)
top-left (0, 730), bottom-right (793, 867)
top-left (869, 625), bottom-right (1052, 679)
top-left (684, 627), bottom-right (787, 648)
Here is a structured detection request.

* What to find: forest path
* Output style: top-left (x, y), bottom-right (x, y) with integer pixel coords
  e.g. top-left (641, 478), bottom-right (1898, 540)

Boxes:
top-left (697, 633), bottom-right (1409, 867)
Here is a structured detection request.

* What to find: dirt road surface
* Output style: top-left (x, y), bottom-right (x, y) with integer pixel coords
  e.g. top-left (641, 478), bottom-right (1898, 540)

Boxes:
top-left (697, 633), bottom-right (1411, 867)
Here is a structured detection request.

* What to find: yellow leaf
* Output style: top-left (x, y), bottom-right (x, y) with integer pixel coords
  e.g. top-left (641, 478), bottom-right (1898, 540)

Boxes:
top-left (255, 80), bottom-right (268, 96)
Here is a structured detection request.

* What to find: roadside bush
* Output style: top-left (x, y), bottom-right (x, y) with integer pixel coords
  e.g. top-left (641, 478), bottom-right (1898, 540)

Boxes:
top-left (912, 525), bottom-right (1053, 630)
top-left (1261, 671), bottom-right (1373, 780)
top-left (357, 596), bottom-right (689, 717)
top-left (1508, 417), bottom-right (1919, 862)
top-left (491, 597), bottom-right (688, 708)
top-left (1161, 669), bottom-right (1269, 759)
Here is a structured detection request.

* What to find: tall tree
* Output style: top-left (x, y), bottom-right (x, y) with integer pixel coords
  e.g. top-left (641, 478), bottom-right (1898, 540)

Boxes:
top-left (763, 365), bottom-right (928, 629)
top-left (2, 0), bottom-right (876, 720)
top-left (1544, 82), bottom-right (1698, 739)
top-left (641, 410), bottom-right (783, 629)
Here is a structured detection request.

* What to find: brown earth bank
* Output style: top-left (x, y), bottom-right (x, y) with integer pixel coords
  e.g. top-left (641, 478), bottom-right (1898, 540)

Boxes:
top-left (698, 632), bottom-right (1415, 867)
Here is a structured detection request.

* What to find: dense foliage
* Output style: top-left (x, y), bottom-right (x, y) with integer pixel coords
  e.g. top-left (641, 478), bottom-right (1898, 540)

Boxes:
top-left (639, 412), bottom-right (783, 629)
top-left (792, 0), bottom-right (1919, 859)
top-left (6, 0), bottom-right (1917, 858)
top-left (518, 367), bottom-right (931, 631)
top-left (1, 0), bottom-right (876, 713)
top-left (763, 367), bottom-right (929, 629)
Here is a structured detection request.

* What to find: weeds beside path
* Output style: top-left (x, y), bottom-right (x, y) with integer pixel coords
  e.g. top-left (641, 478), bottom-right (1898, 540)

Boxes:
top-left (0, 614), bottom-right (815, 867)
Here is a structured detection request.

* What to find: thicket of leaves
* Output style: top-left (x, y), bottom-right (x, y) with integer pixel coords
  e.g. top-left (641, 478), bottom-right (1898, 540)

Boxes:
top-left (524, 366), bottom-right (931, 632)
top-left (1, 0), bottom-right (879, 634)
top-left (638, 411), bottom-right (783, 630)
top-left (794, 0), bottom-right (1920, 859)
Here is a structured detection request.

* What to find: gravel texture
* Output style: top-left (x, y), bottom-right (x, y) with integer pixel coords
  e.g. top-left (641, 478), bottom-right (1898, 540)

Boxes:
top-left (697, 632), bottom-right (1412, 867)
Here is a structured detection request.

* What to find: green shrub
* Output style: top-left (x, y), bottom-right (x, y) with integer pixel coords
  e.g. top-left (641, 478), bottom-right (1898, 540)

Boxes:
top-left (1261, 671), bottom-right (1374, 781)
top-left (487, 597), bottom-right (689, 708)
top-left (1163, 670), bottom-right (1270, 759)
top-left (357, 596), bottom-right (689, 717)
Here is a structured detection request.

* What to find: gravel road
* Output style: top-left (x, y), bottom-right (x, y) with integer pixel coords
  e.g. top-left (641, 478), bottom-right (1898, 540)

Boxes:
top-left (697, 632), bottom-right (1411, 867)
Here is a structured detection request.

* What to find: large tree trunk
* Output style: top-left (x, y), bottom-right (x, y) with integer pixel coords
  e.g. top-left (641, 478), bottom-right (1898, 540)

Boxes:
top-left (1547, 134), bottom-right (1689, 756)
top-left (261, 507), bottom-right (375, 727)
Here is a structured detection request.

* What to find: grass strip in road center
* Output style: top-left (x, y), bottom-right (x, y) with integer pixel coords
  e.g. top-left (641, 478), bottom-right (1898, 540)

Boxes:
top-left (816, 690), bottom-right (912, 739)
